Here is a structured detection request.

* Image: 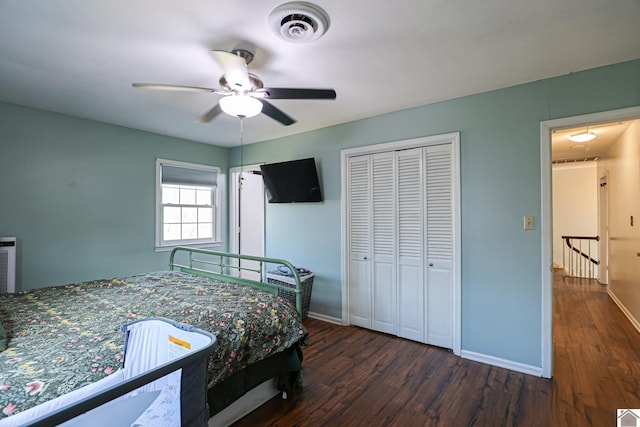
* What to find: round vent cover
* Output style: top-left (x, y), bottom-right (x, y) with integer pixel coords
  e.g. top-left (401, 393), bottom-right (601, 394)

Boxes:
top-left (268, 2), bottom-right (330, 43)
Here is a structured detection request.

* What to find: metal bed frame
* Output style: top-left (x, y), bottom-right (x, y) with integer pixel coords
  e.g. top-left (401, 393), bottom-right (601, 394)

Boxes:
top-left (169, 247), bottom-right (305, 316)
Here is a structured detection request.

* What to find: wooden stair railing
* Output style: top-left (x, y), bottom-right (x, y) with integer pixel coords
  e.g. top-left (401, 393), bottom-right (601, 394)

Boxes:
top-left (562, 235), bottom-right (600, 279)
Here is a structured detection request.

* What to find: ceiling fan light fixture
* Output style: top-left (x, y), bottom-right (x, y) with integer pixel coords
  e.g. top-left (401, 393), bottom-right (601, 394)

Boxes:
top-left (219, 94), bottom-right (263, 118)
top-left (568, 131), bottom-right (596, 143)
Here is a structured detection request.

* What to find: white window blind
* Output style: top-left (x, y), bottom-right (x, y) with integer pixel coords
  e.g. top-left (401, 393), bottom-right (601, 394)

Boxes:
top-left (161, 165), bottom-right (217, 187)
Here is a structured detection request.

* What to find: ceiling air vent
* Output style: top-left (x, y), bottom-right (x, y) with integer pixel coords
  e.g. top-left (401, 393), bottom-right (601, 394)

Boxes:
top-left (268, 2), bottom-right (330, 43)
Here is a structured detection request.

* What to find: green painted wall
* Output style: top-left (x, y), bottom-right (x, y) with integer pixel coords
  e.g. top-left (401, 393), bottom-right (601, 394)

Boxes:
top-left (230, 59), bottom-right (640, 368)
top-left (0, 103), bottom-right (229, 290)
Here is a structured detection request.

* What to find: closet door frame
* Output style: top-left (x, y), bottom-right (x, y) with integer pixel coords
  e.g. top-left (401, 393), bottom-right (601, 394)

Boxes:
top-left (340, 133), bottom-right (462, 356)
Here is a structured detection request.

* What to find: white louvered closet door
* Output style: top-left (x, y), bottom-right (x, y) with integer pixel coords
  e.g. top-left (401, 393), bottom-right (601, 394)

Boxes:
top-left (397, 148), bottom-right (425, 342)
top-left (346, 141), bottom-right (454, 349)
top-left (424, 143), bottom-right (454, 349)
top-left (371, 152), bottom-right (396, 334)
top-left (348, 155), bottom-right (372, 328)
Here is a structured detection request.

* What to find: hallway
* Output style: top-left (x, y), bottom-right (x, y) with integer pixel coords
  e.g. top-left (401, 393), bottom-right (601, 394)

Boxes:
top-left (552, 270), bottom-right (640, 424)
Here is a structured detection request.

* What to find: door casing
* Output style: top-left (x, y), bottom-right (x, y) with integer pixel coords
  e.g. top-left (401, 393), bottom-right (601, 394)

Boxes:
top-left (540, 105), bottom-right (640, 379)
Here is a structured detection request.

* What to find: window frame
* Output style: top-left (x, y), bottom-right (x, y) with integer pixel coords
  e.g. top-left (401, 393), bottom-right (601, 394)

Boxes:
top-left (155, 159), bottom-right (223, 251)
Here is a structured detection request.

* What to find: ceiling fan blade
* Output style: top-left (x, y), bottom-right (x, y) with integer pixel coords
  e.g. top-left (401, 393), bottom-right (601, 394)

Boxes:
top-left (262, 88), bottom-right (336, 100)
top-left (132, 83), bottom-right (217, 93)
top-left (196, 103), bottom-right (224, 123)
top-left (210, 50), bottom-right (252, 90)
top-left (259, 100), bottom-right (296, 126)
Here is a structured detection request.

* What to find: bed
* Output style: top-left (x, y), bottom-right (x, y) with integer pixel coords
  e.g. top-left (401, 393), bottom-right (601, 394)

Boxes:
top-left (0, 247), bottom-right (309, 426)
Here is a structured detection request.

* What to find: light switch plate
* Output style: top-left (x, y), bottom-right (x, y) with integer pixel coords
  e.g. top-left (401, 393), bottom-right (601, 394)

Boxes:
top-left (524, 216), bottom-right (535, 230)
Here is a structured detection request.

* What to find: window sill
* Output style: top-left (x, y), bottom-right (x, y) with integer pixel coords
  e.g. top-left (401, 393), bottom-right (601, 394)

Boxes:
top-left (155, 241), bottom-right (223, 252)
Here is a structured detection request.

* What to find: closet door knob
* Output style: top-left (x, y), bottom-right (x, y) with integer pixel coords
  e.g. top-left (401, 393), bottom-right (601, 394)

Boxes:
top-left (428, 262), bottom-right (434, 267)
top-left (364, 256), bottom-right (368, 260)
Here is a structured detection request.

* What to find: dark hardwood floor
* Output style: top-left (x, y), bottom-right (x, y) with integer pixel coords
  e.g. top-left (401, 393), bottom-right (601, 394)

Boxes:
top-left (233, 271), bottom-right (640, 426)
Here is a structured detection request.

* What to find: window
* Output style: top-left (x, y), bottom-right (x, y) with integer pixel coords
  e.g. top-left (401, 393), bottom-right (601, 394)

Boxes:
top-left (156, 159), bottom-right (222, 249)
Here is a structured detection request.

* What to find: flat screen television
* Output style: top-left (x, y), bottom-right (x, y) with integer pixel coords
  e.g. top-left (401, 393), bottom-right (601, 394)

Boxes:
top-left (260, 158), bottom-right (323, 203)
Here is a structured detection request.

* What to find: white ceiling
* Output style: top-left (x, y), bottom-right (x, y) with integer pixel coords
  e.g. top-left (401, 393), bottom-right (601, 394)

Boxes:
top-left (1, 1), bottom-right (639, 147)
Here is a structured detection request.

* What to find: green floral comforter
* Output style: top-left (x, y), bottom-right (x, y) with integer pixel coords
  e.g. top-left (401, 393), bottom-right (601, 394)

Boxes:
top-left (0, 271), bottom-right (308, 419)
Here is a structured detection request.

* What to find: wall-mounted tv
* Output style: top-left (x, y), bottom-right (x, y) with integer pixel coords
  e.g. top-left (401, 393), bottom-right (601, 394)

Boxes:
top-left (260, 158), bottom-right (323, 203)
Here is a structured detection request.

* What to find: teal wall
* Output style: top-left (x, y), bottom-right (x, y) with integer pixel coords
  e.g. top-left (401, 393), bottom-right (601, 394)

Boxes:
top-left (231, 59), bottom-right (640, 368)
top-left (0, 103), bottom-right (229, 290)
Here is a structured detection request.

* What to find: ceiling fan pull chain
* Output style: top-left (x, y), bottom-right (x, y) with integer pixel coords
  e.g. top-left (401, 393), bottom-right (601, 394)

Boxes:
top-left (239, 116), bottom-right (245, 181)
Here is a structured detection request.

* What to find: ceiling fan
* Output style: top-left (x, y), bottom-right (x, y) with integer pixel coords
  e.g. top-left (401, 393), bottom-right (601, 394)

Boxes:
top-left (132, 48), bottom-right (336, 126)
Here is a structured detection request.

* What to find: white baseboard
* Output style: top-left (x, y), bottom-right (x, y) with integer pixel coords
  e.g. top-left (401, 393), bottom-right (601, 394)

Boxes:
top-left (460, 350), bottom-right (543, 377)
top-left (306, 311), bottom-right (343, 325)
top-left (607, 289), bottom-right (640, 334)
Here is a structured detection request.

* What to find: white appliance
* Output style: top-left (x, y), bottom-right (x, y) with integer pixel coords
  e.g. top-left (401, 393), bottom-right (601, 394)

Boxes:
top-left (0, 237), bottom-right (16, 293)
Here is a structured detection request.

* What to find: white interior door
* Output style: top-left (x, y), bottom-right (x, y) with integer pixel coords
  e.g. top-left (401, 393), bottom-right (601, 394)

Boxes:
top-left (348, 155), bottom-right (372, 328)
top-left (599, 173), bottom-right (609, 284)
top-left (424, 144), bottom-right (454, 349)
top-left (397, 148), bottom-right (425, 342)
top-left (230, 166), bottom-right (264, 280)
top-left (371, 152), bottom-right (396, 334)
